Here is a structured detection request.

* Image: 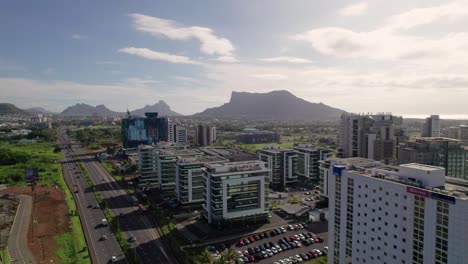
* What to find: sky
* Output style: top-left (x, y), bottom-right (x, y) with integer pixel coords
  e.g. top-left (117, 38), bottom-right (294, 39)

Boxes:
top-left (1, 0), bottom-right (468, 115)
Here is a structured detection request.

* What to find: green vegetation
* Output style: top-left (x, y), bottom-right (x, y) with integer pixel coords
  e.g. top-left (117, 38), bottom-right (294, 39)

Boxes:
top-left (304, 256), bottom-right (327, 264)
top-left (2, 247), bottom-right (11, 264)
top-left (0, 142), bottom-right (61, 186)
top-left (69, 126), bottom-right (120, 149)
top-left (288, 195), bottom-right (301, 204)
top-left (193, 248), bottom-right (238, 264)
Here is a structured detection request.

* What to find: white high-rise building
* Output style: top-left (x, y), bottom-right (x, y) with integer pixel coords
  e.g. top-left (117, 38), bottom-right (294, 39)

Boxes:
top-left (327, 161), bottom-right (468, 264)
top-left (422, 115), bottom-right (441, 137)
top-left (168, 122), bottom-right (188, 145)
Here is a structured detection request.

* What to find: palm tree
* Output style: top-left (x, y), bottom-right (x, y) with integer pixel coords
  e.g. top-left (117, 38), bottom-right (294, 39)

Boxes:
top-left (213, 255), bottom-right (228, 264)
top-left (222, 248), bottom-right (238, 264)
top-left (195, 249), bottom-right (215, 264)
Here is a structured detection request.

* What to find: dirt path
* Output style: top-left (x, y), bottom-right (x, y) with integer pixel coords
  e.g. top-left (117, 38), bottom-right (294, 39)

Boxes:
top-left (8, 195), bottom-right (35, 264)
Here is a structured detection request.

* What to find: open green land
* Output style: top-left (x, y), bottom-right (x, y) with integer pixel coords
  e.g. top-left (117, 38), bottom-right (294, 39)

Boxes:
top-left (304, 256), bottom-right (327, 264)
top-left (0, 142), bottom-right (62, 186)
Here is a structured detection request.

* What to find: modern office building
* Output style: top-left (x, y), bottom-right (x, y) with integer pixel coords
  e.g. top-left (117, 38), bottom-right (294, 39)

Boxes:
top-left (176, 155), bottom-right (226, 206)
top-left (196, 125), bottom-right (216, 146)
top-left (236, 129), bottom-right (280, 144)
top-left (422, 115), bottom-right (441, 137)
top-left (328, 163), bottom-right (468, 264)
top-left (460, 125), bottom-right (468, 146)
top-left (319, 157), bottom-right (381, 198)
top-left (446, 126), bottom-right (460, 140)
top-left (339, 113), bottom-right (403, 164)
top-left (202, 160), bottom-right (270, 227)
top-left (398, 137), bottom-right (467, 179)
top-left (293, 144), bottom-right (333, 182)
top-left (121, 112), bottom-right (169, 148)
top-left (157, 149), bottom-right (203, 194)
top-left (137, 143), bottom-right (187, 185)
top-left (168, 123), bottom-right (188, 145)
top-left (257, 146), bottom-right (298, 190)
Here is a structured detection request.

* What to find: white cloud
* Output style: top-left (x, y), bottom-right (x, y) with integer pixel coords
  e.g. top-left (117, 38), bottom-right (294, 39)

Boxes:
top-left (129, 13), bottom-right (235, 57)
top-left (71, 34), bottom-right (86, 40)
top-left (252, 73), bottom-right (288, 81)
top-left (215, 56), bottom-right (238, 63)
top-left (118, 47), bottom-right (201, 64)
top-left (338, 2), bottom-right (368, 16)
top-left (261, 56), bottom-right (313, 63)
top-left (292, 1), bottom-right (468, 64)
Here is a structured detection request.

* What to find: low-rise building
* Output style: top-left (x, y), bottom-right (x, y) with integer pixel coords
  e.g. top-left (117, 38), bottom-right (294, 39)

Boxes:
top-left (236, 129), bottom-right (280, 144)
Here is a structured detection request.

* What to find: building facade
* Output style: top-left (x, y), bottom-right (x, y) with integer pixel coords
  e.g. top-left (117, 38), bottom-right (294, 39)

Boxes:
top-left (121, 112), bottom-right (169, 148)
top-left (328, 163), bottom-right (468, 264)
top-left (168, 123), bottom-right (188, 145)
top-left (236, 130), bottom-right (280, 144)
top-left (398, 137), bottom-right (467, 180)
top-left (294, 145), bottom-right (333, 182)
top-left (257, 146), bottom-right (298, 190)
top-left (202, 160), bottom-right (270, 228)
top-left (196, 125), bottom-right (216, 146)
top-left (339, 113), bottom-right (403, 164)
top-left (422, 115), bottom-right (441, 137)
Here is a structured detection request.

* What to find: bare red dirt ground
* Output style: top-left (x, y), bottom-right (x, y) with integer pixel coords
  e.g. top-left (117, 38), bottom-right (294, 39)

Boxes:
top-left (1, 186), bottom-right (69, 263)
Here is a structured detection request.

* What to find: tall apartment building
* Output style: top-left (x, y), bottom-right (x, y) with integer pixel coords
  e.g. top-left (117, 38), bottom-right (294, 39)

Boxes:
top-left (339, 113), bottom-right (403, 164)
top-left (176, 155), bottom-right (226, 206)
top-left (121, 112), bottom-right (169, 148)
top-left (168, 123), bottom-right (188, 145)
top-left (202, 160), bottom-right (270, 228)
top-left (293, 145), bottom-right (333, 182)
top-left (138, 143), bottom-right (187, 186)
top-left (328, 163), bottom-right (468, 264)
top-left (257, 146), bottom-right (298, 190)
top-left (398, 137), bottom-right (467, 179)
top-left (422, 115), bottom-right (441, 137)
top-left (319, 157), bottom-right (381, 198)
top-left (196, 125), bottom-right (216, 146)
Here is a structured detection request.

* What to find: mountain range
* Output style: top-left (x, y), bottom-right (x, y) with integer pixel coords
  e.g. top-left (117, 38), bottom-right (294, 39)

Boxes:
top-left (1, 90), bottom-right (345, 120)
top-left (194, 90), bottom-right (345, 121)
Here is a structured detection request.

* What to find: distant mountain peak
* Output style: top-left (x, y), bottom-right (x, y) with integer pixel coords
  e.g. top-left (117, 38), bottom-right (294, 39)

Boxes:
top-left (196, 90), bottom-right (345, 121)
top-left (131, 100), bottom-right (181, 117)
top-left (60, 103), bottom-right (119, 116)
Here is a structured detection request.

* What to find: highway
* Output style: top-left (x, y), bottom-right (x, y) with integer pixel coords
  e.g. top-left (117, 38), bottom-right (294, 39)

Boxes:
top-left (58, 130), bottom-right (126, 264)
top-left (8, 195), bottom-right (35, 264)
top-left (75, 149), bottom-right (176, 264)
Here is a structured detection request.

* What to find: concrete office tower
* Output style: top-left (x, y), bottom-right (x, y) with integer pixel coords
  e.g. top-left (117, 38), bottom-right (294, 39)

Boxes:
top-left (157, 149), bottom-right (204, 194)
top-left (319, 157), bottom-right (381, 198)
top-left (196, 125), bottom-right (216, 146)
top-left (293, 144), bottom-right (333, 182)
top-left (168, 122), bottom-right (188, 145)
top-left (176, 155), bottom-right (226, 206)
top-left (137, 143), bottom-right (187, 185)
top-left (202, 160), bottom-right (270, 227)
top-left (446, 126), bottom-right (460, 140)
top-left (121, 112), bottom-right (169, 148)
top-left (339, 113), bottom-right (403, 164)
top-left (459, 125), bottom-right (468, 146)
top-left (257, 146), bottom-right (298, 190)
top-left (328, 163), bottom-right (468, 264)
top-left (422, 115), bottom-right (441, 137)
top-left (398, 137), bottom-right (467, 179)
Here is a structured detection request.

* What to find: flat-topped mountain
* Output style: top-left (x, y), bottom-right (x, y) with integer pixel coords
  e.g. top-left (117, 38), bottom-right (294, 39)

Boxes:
top-left (195, 90), bottom-right (345, 121)
top-left (60, 103), bottom-right (120, 116)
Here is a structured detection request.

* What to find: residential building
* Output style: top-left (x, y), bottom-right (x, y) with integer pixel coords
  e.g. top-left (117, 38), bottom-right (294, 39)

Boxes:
top-left (121, 112), bottom-right (169, 148)
top-left (319, 157), bottom-right (380, 198)
top-left (202, 160), bottom-right (270, 228)
top-left (176, 155), bottom-right (226, 206)
top-left (446, 126), bottom-right (460, 140)
top-left (398, 137), bottom-right (467, 179)
top-left (137, 143), bottom-right (186, 185)
top-left (328, 163), bottom-right (468, 264)
top-left (196, 125), bottom-right (216, 146)
top-left (236, 129), bottom-right (280, 144)
top-left (257, 146), bottom-right (298, 190)
top-left (339, 113), bottom-right (403, 164)
top-left (293, 144), bottom-right (333, 182)
top-left (422, 115), bottom-right (441, 137)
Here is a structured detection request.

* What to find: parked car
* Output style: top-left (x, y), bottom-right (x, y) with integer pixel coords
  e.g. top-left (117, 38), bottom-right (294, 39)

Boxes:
top-left (295, 255), bottom-right (303, 262)
top-left (254, 234), bottom-right (260, 241)
top-left (248, 236), bottom-right (255, 243)
top-left (288, 225), bottom-right (294, 231)
top-left (237, 239), bottom-right (245, 247)
top-left (300, 253), bottom-right (309, 260)
top-left (263, 232), bottom-right (270, 238)
top-left (280, 227), bottom-right (286, 233)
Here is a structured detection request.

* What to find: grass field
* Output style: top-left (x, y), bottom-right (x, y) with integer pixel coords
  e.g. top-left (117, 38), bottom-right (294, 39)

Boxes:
top-left (2, 246), bottom-right (10, 264)
top-left (0, 142), bottom-right (62, 186)
top-left (304, 256), bottom-right (327, 264)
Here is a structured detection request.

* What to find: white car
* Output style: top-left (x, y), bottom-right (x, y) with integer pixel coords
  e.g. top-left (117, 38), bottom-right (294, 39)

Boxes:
top-left (288, 225), bottom-right (294, 231)
top-left (272, 247), bottom-right (278, 254)
top-left (276, 246), bottom-right (283, 252)
top-left (266, 249), bottom-right (274, 257)
top-left (295, 255), bottom-right (303, 262)
top-left (111, 256), bottom-right (118, 263)
top-left (237, 251), bottom-right (243, 257)
top-left (295, 241), bottom-right (302, 247)
top-left (237, 257), bottom-right (245, 263)
top-left (280, 227), bottom-right (287, 233)
top-left (298, 224), bottom-right (304, 229)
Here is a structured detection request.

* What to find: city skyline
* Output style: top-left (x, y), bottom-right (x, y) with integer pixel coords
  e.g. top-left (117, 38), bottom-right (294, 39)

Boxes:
top-left (2, 1), bottom-right (468, 115)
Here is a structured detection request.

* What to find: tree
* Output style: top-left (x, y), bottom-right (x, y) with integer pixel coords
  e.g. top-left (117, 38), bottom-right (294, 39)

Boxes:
top-left (195, 249), bottom-right (214, 264)
top-left (222, 248), bottom-right (237, 264)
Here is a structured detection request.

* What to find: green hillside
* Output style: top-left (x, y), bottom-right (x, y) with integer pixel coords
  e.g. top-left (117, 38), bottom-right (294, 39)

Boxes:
top-left (0, 103), bottom-right (28, 115)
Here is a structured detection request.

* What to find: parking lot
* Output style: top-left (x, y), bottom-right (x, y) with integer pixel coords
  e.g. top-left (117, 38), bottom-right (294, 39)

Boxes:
top-left (233, 224), bottom-right (328, 263)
